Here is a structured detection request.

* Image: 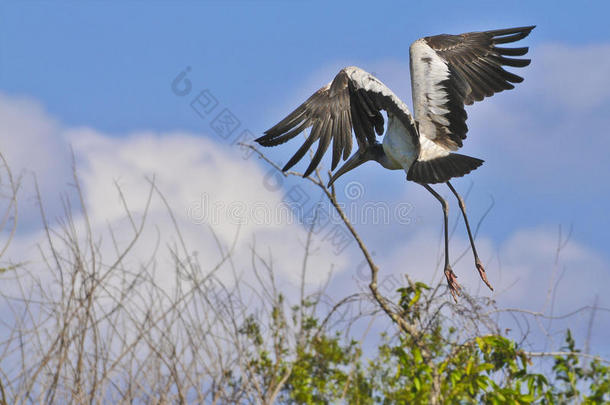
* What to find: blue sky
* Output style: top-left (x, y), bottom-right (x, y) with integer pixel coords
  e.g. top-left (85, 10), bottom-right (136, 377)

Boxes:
top-left (1, 1), bottom-right (609, 355)
top-left (1, 1), bottom-right (607, 133)
top-left (3, 0), bottom-right (607, 250)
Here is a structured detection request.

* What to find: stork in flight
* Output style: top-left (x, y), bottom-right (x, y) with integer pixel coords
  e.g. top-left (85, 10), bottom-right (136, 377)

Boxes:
top-left (256, 26), bottom-right (535, 298)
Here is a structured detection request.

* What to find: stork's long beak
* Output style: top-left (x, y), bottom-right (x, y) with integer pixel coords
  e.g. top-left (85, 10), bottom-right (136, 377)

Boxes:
top-left (327, 149), bottom-right (373, 188)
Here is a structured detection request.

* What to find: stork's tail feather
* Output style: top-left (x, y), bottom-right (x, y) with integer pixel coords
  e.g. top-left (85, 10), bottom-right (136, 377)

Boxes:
top-left (407, 153), bottom-right (484, 184)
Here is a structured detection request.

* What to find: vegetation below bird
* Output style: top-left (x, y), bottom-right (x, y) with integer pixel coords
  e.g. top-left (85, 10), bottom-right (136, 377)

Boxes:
top-left (0, 156), bottom-right (607, 404)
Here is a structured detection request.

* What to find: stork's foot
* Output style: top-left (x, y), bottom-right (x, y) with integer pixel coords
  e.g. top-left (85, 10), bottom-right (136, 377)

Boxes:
top-left (444, 265), bottom-right (461, 302)
top-left (475, 258), bottom-right (493, 291)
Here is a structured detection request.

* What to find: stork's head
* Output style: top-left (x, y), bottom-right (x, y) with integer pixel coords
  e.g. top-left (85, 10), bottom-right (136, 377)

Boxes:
top-left (327, 143), bottom-right (387, 188)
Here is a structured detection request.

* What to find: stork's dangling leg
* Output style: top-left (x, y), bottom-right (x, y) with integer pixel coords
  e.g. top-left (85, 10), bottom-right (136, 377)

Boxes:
top-left (422, 184), bottom-right (460, 300)
top-left (446, 182), bottom-right (493, 291)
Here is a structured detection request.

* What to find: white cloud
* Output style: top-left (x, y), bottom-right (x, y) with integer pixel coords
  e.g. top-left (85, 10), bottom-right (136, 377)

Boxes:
top-left (463, 43), bottom-right (610, 190)
top-left (379, 221), bottom-right (610, 311)
top-left (497, 227), bottom-right (610, 309)
top-left (530, 43), bottom-right (610, 111)
top-left (378, 225), bottom-right (496, 294)
top-left (0, 93), bottom-right (347, 295)
top-left (69, 128), bottom-right (347, 285)
top-left (495, 227), bottom-right (610, 352)
top-left (0, 93), bottom-right (74, 225)
top-left (376, 223), bottom-right (610, 352)
top-left (0, 94), bottom-right (66, 178)
top-left (3, 38), bottom-right (610, 354)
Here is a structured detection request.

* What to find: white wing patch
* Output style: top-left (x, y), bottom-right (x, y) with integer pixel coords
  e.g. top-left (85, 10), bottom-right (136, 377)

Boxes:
top-left (409, 39), bottom-right (455, 149)
top-left (343, 66), bottom-right (417, 129)
top-left (417, 136), bottom-right (450, 161)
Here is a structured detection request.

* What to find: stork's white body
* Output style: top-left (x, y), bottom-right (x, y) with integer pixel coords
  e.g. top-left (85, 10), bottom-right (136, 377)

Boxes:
top-left (383, 115), bottom-right (454, 174)
top-left (382, 115), bottom-right (417, 172)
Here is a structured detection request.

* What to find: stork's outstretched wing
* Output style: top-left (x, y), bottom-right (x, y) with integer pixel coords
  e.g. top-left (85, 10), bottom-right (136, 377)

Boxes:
top-left (410, 26), bottom-right (535, 151)
top-left (256, 66), bottom-right (417, 177)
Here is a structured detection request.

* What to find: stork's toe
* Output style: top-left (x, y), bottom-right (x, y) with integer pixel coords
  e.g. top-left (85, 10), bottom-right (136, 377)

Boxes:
top-left (444, 265), bottom-right (461, 301)
top-left (475, 258), bottom-right (493, 291)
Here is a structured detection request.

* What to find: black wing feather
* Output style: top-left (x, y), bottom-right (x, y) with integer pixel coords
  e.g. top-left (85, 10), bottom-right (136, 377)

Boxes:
top-left (256, 67), bottom-right (417, 177)
top-left (413, 25), bottom-right (534, 151)
top-left (425, 25), bottom-right (535, 105)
